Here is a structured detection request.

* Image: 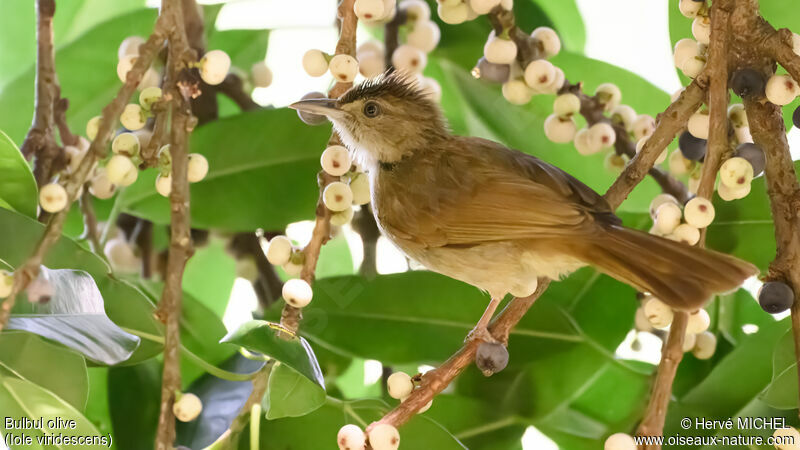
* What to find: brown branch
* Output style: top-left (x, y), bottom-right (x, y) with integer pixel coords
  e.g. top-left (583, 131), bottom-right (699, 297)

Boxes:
top-left (54, 95), bottom-right (79, 147)
top-left (217, 74), bottom-right (260, 111)
top-left (384, 9), bottom-right (406, 70)
top-left (143, 106), bottom-right (170, 167)
top-left (22, 0), bottom-right (67, 186)
top-left (229, 232), bottom-right (283, 307)
top-left (0, 18), bottom-right (168, 332)
top-left (745, 99), bottom-right (800, 414)
top-left (279, 0), bottom-right (357, 334)
top-left (759, 27), bottom-right (800, 84)
top-left (78, 186), bottom-right (102, 254)
top-left (154, 0), bottom-right (196, 447)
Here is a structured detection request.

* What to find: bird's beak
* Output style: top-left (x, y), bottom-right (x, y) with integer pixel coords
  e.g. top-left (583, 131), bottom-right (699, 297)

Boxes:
top-left (289, 98), bottom-right (346, 120)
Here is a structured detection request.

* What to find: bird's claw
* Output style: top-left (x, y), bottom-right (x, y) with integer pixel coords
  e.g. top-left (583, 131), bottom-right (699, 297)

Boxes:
top-left (465, 325), bottom-right (499, 344)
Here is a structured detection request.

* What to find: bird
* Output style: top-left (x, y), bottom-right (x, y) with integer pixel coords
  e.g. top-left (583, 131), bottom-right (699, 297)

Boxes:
top-left (290, 72), bottom-right (758, 342)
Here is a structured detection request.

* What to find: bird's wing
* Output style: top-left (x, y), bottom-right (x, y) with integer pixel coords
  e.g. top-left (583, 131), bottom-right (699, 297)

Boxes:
top-left (379, 137), bottom-right (618, 248)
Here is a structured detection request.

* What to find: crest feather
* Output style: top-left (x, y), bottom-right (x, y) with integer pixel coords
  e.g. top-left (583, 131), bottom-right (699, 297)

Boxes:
top-left (339, 71), bottom-right (429, 105)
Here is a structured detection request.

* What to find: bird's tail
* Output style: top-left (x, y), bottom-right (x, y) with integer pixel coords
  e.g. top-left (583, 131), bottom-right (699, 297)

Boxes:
top-left (566, 224), bottom-right (758, 311)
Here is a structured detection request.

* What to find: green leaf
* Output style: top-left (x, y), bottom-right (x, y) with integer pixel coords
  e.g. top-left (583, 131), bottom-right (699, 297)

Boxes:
top-left (241, 397), bottom-right (466, 449)
top-left (83, 367), bottom-right (115, 438)
top-left (9, 266), bottom-right (141, 365)
top-left (0, 0), bottom-right (146, 90)
top-left (208, 29), bottom-right (269, 70)
top-left (0, 375), bottom-right (108, 449)
top-left (221, 320), bottom-right (325, 389)
top-left (182, 238), bottom-right (237, 318)
top-left (0, 8), bottom-right (159, 145)
top-left (265, 362), bottom-right (326, 419)
top-left (0, 331), bottom-right (88, 410)
top-left (0, 130), bottom-right (37, 217)
top-left (108, 360), bottom-right (160, 450)
top-left (762, 329), bottom-right (799, 410)
top-left (716, 289), bottom-right (774, 346)
top-left (176, 353), bottom-right (266, 449)
top-left (121, 108), bottom-right (331, 231)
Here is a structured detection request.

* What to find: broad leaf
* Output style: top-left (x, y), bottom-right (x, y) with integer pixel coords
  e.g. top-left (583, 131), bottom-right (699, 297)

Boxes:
top-left (240, 398), bottom-right (466, 449)
top-left (0, 331), bottom-right (88, 410)
top-left (0, 130), bottom-right (37, 217)
top-left (221, 321), bottom-right (325, 389)
top-left (9, 266), bottom-right (140, 365)
top-left (122, 108), bottom-right (331, 231)
top-left (176, 353), bottom-right (266, 449)
top-left (182, 238), bottom-right (237, 318)
top-left (762, 329), bottom-right (799, 410)
top-left (108, 360), bottom-right (160, 450)
top-left (264, 362), bottom-right (326, 419)
top-left (0, 375), bottom-right (108, 449)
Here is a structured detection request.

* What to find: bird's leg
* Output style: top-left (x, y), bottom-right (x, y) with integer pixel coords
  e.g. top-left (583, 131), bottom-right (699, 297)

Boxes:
top-left (466, 297), bottom-right (501, 344)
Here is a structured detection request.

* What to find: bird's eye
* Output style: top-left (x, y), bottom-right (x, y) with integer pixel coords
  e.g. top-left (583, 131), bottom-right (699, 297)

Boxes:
top-left (363, 101), bottom-right (381, 118)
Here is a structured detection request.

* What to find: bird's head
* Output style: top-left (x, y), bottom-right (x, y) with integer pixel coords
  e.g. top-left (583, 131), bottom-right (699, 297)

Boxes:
top-left (290, 72), bottom-right (449, 170)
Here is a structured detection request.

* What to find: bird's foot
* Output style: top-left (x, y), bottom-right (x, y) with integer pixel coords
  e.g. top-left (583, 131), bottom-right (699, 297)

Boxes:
top-left (465, 325), bottom-right (499, 344)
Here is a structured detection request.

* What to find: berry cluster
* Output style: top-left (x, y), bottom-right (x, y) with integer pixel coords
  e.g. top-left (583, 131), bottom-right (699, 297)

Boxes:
top-left (636, 295), bottom-right (716, 359)
top-left (320, 145), bottom-right (371, 225)
top-left (265, 235), bottom-right (315, 307)
top-left (338, 422), bottom-right (400, 450)
top-left (437, 0), bottom-right (512, 25)
top-left (649, 193), bottom-right (714, 244)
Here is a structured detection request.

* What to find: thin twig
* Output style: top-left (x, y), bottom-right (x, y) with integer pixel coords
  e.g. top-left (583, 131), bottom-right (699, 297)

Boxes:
top-left (154, 0), bottom-right (196, 447)
top-left (218, 74), bottom-right (260, 111)
top-left (0, 19), bottom-right (168, 332)
top-left (78, 186), bottom-right (103, 254)
top-left (280, 0), bottom-right (358, 333)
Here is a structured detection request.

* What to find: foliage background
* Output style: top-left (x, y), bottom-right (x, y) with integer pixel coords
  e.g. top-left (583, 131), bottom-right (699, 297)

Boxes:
top-left (0, 0), bottom-right (798, 449)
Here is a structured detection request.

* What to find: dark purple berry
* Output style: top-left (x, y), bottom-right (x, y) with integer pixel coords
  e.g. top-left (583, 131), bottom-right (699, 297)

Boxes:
top-left (474, 57), bottom-right (510, 84)
top-left (679, 131), bottom-right (707, 161)
top-left (758, 281), bottom-right (794, 314)
top-left (297, 91), bottom-right (329, 126)
top-left (476, 342), bottom-right (509, 376)
top-left (730, 68), bottom-right (765, 99)
top-left (734, 143), bottom-right (766, 176)
top-left (793, 105), bottom-right (800, 129)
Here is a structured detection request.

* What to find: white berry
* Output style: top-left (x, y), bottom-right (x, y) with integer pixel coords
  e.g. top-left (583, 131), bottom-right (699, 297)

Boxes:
top-left (686, 309), bottom-right (710, 334)
top-left (338, 424), bottom-right (367, 450)
top-left (331, 207), bottom-right (355, 226)
top-left (644, 297), bottom-right (674, 328)
top-left (39, 183), bottom-right (68, 213)
top-left (719, 156), bottom-right (754, 189)
top-left (391, 45), bottom-right (427, 74)
top-left (611, 105), bottom-right (637, 131)
top-left (735, 126), bottom-right (753, 144)
top-left (86, 116), bottom-right (102, 141)
top-left (678, 0), bottom-right (702, 18)
top-left (523, 59), bottom-right (555, 91)
top-left (681, 55), bottom-right (705, 78)
top-left (139, 86), bottom-right (162, 111)
top-left (120, 104), bottom-right (146, 131)
top-left (303, 49), bottom-right (330, 77)
top-left (604, 153), bottom-right (627, 173)
top-left (649, 193), bottom-right (679, 219)
top-left (106, 155), bottom-right (138, 187)
top-left (282, 278), bottom-right (313, 308)
top-left (654, 202), bottom-right (682, 234)
top-left (692, 15), bottom-right (711, 45)
top-left (251, 61), bottom-right (273, 88)
top-left (187, 153), bottom-right (209, 183)
top-left (324, 182), bottom-right (354, 211)
top-left (632, 114), bottom-right (656, 141)
top-left (407, 21), bottom-right (440, 53)
top-left (553, 93), bottom-right (580, 118)
top-left (692, 331), bottom-right (717, 360)
top-left (484, 35), bottom-right (517, 65)
top-left (89, 167), bottom-right (117, 199)
top-left (595, 83), bottom-right (621, 111)
top-left (540, 66), bottom-right (564, 94)
top-left (368, 424), bottom-right (400, 450)
top-left (573, 128), bottom-right (601, 155)
top-left (173, 393), bottom-right (203, 422)
top-left (64, 145), bottom-right (87, 174)
top-left (283, 260), bottom-right (303, 278)
top-left (668, 150), bottom-right (695, 176)
top-left (531, 26), bottom-right (560, 58)
top-left (502, 79), bottom-right (532, 105)
top-left (112, 132), bottom-right (140, 157)
top-left (200, 50), bottom-right (231, 85)
top-left (400, 0), bottom-right (430, 21)
top-left (684, 197), bottom-right (715, 228)
top-left (672, 223), bottom-right (701, 245)
top-left (687, 111), bottom-right (710, 139)
top-left (117, 55), bottom-right (137, 83)
top-left (717, 179), bottom-right (751, 201)
top-left (155, 174), bottom-right (172, 197)
top-left (118, 36), bottom-right (145, 59)
top-left (544, 114), bottom-right (577, 143)
top-left (604, 432), bottom-right (637, 450)
top-left (266, 236), bottom-right (293, 266)
top-left (0, 270), bottom-right (13, 298)
top-left (437, 2), bottom-right (468, 24)
top-left (104, 238), bottom-right (140, 273)
top-left (387, 371), bottom-right (414, 399)
top-left (350, 172), bottom-right (371, 205)
top-left (673, 38), bottom-right (701, 68)
top-left (682, 332), bottom-right (697, 352)
top-left (357, 42), bottom-right (386, 78)
top-left (321, 145), bottom-right (352, 176)
top-left (634, 306), bottom-right (652, 332)
top-left (766, 74), bottom-right (800, 105)
top-left (727, 103), bottom-right (748, 127)
top-left (470, 0), bottom-right (500, 14)
top-left (329, 54), bottom-right (359, 82)
top-left (588, 122), bottom-right (616, 149)
top-left (354, 0), bottom-right (385, 20)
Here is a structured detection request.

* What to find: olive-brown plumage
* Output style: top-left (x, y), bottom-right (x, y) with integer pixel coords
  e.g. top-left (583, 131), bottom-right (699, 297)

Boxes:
top-left (291, 72), bottom-right (757, 313)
